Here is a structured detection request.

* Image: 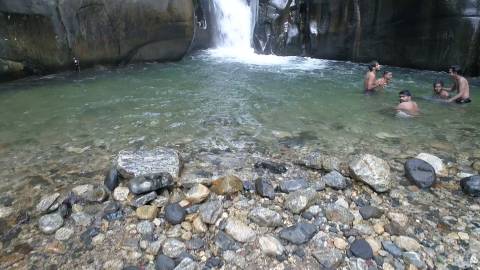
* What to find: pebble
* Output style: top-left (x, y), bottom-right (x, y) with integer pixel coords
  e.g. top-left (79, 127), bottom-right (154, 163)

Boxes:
top-left (284, 188), bottom-right (317, 214)
top-left (248, 207), bottom-right (282, 227)
top-left (104, 168), bottom-right (119, 191)
top-left (113, 187), bottom-right (130, 201)
top-left (71, 212), bottom-right (93, 227)
top-left (155, 254), bottom-right (176, 270)
top-left (199, 200), bottom-right (223, 224)
top-left (323, 170), bottom-right (347, 190)
top-left (54, 227), bottom-right (74, 241)
top-left (259, 235), bottom-right (285, 256)
top-left (0, 206), bottom-right (13, 218)
top-left (36, 193), bottom-right (60, 213)
top-left (393, 236), bottom-right (421, 251)
top-left (255, 177), bottom-right (275, 199)
top-left (137, 221), bottom-right (154, 235)
top-left (130, 191), bottom-right (158, 207)
top-left (165, 203), bottom-right (187, 225)
top-left (162, 239), bottom-right (186, 258)
top-left (210, 175), bottom-right (243, 195)
top-left (38, 213), bottom-right (64, 234)
top-left (278, 178), bottom-right (309, 193)
top-left (254, 160), bottom-right (287, 174)
top-left (278, 223), bottom-right (317, 244)
top-left (325, 204), bottom-right (354, 225)
top-left (136, 205), bottom-right (158, 220)
top-left (185, 184), bottom-right (210, 204)
top-left (224, 218), bottom-right (256, 243)
top-left (129, 173), bottom-right (174, 195)
top-left (312, 249), bottom-right (344, 269)
top-left (334, 237), bottom-right (348, 250)
top-left (349, 239), bottom-right (373, 259)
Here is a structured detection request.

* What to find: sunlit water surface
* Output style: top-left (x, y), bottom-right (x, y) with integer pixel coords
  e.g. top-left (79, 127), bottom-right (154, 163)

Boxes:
top-left (0, 51), bottom-right (479, 191)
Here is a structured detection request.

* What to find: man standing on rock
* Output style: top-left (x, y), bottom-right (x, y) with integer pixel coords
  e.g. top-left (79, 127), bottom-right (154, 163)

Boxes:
top-left (447, 66), bottom-right (471, 104)
top-left (364, 60), bottom-right (381, 95)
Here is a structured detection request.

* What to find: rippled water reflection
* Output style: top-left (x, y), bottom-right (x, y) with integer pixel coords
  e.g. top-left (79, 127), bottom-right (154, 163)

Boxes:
top-left (0, 51), bottom-right (479, 190)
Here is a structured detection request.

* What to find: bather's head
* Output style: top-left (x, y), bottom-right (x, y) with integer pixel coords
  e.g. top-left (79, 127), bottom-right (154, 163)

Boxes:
top-left (433, 80), bottom-right (444, 93)
top-left (448, 65), bottom-right (461, 77)
top-left (368, 61), bottom-right (380, 72)
top-left (383, 71), bottom-right (392, 80)
top-left (399, 90), bottom-right (412, 103)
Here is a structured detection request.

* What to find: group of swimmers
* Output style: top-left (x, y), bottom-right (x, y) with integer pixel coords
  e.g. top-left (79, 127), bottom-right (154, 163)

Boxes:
top-left (363, 61), bottom-right (471, 116)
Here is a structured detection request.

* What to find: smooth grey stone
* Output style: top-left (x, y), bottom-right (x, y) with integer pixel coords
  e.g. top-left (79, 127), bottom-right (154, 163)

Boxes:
top-left (155, 254), bottom-right (175, 270)
top-left (214, 231), bottom-right (240, 251)
top-left (323, 170), bottom-right (347, 190)
top-left (199, 200), bottom-right (223, 225)
top-left (255, 177), bottom-right (275, 199)
top-left (165, 203), bottom-right (186, 225)
top-left (130, 191), bottom-right (158, 208)
top-left (349, 239), bottom-right (373, 259)
top-left (104, 167), bottom-right (119, 191)
top-left (359, 205), bottom-right (383, 220)
top-left (460, 175), bottom-right (480, 197)
top-left (254, 161), bottom-right (287, 174)
top-left (129, 173), bottom-right (174, 195)
top-left (278, 179), bottom-right (308, 193)
top-left (382, 240), bottom-right (402, 257)
top-left (278, 223), bottom-right (317, 244)
top-left (404, 159), bottom-right (436, 189)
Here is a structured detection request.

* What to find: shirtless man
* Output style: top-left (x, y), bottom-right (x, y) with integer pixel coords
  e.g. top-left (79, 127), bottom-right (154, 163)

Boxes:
top-left (433, 80), bottom-right (449, 99)
top-left (363, 61), bottom-right (381, 94)
top-left (376, 71), bottom-right (393, 90)
top-left (447, 66), bottom-right (471, 103)
top-left (396, 90), bottom-right (419, 116)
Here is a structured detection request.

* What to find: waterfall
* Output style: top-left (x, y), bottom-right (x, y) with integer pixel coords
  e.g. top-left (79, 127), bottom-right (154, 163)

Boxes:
top-left (211, 0), bottom-right (254, 53)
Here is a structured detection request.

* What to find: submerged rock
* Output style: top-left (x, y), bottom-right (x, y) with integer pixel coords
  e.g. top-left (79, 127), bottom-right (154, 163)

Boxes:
top-left (185, 184), bottom-right (210, 204)
top-left (104, 167), bottom-right (119, 191)
top-left (284, 188), bottom-right (317, 214)
top-left (130, 191), bottom-right (158, 207)
top-left (155, 254), bottom-right (176, 270)
top-left (278, 179), bottom-right (309, 193)
top-left (259, 235), bottom-right (285, 256)
top-left (117, 147), bottom-right (182, 178)
top-left (404, 159), bottom-right (436, 188)
top-left (199, 200), bottom-right (223, 225)
top-left (224, 218), bottom-right (256, 243)
top-left (254, 161), bottom-right (287, 174)
top-left (322, 170), bottom-right (347, 190)
top-left (136, 205), bottom-right (158, 220)
top-left (349, 154), bottom-right (391, 192)
top-left (255, 177), bottom-right (275, 199)
top-left (278, 223), bottom-right (317, 244)
top-left (359, 205), bottom-right (383, 220)
top-left (162, 239), bottom-right (186, 258)
top-left (325, 204), bottom-right (354, 225)
top-left (38, 213), bottom-right (64, 234)
top-left (460, 175), bottom-right (480, 197)
top-left (349, 239), bottom-right (373, 259)
top-left (416, 153), bottom-right (447, 176)
top-left (313, 249), bottom-right (344, 269)
top-left (129, 173), bottom-right (174, 195)
top-left (36, 193), bottom-right (60, 213)
top-left (210, 175), bottom-right (243, 195)
top-left (248, 207), bottom-right (282, 227)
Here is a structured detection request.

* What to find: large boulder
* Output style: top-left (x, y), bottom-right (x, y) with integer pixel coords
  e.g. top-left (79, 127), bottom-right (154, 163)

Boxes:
top-left (416, 153), bottom-right (447, 177)
top-left (117, 147), bottom-right (182, 179)
top-left (404, 159), bottom-right (437, 188)
top-left (349, 154), bottom-right (391, 192)
top-left (0, 0), bottom-right (195, 81)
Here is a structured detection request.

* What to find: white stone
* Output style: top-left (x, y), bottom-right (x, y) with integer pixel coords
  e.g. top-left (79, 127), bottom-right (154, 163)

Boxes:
top-left (259, 235), bottom-right (285, 256)
top-left (416, 153), bottom-right (447, 176)
top-left (113, 187), bottom-right (130, 201)
top-left (225, 218), bottom-right (256, 243)
top-left (116, 147), bottom-right (181, 178)
top-left (54, 227), bottom-right (74, 241)
top-left (349, 154), bottom-right (391, 192)
top-left (185, 184), bottom-right (210, 204)
top-left (36, 193), bottom-right (60, 213)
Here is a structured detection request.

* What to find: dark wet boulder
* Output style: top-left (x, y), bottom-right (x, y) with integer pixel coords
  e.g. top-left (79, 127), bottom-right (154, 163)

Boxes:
top-left (404, 159), bottom-right (436, 188)
top-left (359, 205), bottom-right (383, 220)
top-left (254, 161), bottom-right (287, 174)
top-left (460, 175), bottom-right (480, 197)
top-left (128, 173), bottom-right (174, 195)
top-left (104, 168), bottom-right (119, 191)
top-left (165, 203), bottom-right (186, 225)
top-left (155, 254), bottom-right (176, 270)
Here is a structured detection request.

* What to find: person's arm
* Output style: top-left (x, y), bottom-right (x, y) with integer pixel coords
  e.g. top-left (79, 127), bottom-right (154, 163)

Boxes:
top-left (367, 74), bottom-right (379, 90)
top-left (447, 81), bottom-right (465, 102)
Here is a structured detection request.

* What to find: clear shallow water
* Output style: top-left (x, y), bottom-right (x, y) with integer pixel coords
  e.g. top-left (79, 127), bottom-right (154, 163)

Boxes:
top-left (0, 51), bottom-right (479, 190)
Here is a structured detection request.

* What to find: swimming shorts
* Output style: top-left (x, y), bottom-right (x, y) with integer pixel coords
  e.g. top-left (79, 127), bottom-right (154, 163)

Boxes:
top-left (455, 98), bottom-right (472, 104)
top-left (364, 89), bottom-right (376, 95)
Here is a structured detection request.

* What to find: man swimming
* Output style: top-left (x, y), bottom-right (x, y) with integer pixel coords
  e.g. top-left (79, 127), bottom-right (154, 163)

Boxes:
top-left (433, 80), bottom-right (449, 99)
top-left (447, 66), bottom-right (471, 103)
top-left (363, 61), bottom-right (381, 94)
top-left (376, 71), bottom-right (393, 90)
top-left (396, 90), bottom-right (419, 116)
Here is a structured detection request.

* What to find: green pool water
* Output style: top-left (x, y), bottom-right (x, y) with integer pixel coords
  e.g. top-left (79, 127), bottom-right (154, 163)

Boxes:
top-left (0, 51), bottom-right (479, 191)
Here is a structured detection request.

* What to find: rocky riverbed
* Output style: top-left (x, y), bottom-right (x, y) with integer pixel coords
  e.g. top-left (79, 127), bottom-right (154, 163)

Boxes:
top-left (0, 142), bottom-right (479, 270)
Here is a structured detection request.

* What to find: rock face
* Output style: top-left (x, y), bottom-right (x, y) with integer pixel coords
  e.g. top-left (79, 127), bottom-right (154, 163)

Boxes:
top-left (460, 175), bottom-right (480, 197)
top-left (254, 0), bottom-right (480, 76)
top-left (117, 148), bottom-right (182, 179)
top-left (0, 0), bottom-right (196, 81)
top-left (404, 159), bottom-right (437, 188)
top-left (349, 154), bottom-right (391, 192)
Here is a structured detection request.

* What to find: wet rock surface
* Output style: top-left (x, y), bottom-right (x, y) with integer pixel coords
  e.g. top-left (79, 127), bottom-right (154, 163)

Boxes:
top-left (2, 145), bottom-right (480, 269)
top-left (405, 158), bottom-right (437, 188)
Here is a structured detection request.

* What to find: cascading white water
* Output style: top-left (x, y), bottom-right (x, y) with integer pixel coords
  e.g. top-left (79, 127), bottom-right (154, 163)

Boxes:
top-left (211, 0), bottom-right (254, 53)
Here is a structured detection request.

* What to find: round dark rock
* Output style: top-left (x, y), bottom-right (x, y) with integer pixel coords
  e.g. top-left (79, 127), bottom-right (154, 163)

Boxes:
top-left (204, 257), bottom-right (223, 269)
top-left (460, 175), bottom-right (480, 197)
top-left (155, 254), bottom-right (176, 270)
top-left (255, 177), bottom-right (275, 199)
top-left (359, 205), bottom-right (383, 220)
top-left (278, 179), bottom-right (308, 193)
top-left (104, 168), bottom-right (119, 191)
top-left (254, 161), bottom-right (287, 174)
top-left (129, 173), bottom-right (174, 195)
top-left (404, 159), bottom-right (436, 188)
top-left (278, 223), bottom-right (317, 244)
top-left (349, 239), bottom-right (373, 259)
top-left (165, 203), bottom-right (186, 225)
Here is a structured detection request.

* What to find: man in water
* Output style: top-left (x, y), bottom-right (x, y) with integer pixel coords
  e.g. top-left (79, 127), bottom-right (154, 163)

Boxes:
top-left (447, 66), bottom-right (471, 103)
top-left (364, 61), bottom-right (381, 94)
top-left (433, 80), bottom-right (449, 99)
top-left (376, 71), bottom-right (393, 90)
top-left (396, 90), bottom-right (419, 116)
